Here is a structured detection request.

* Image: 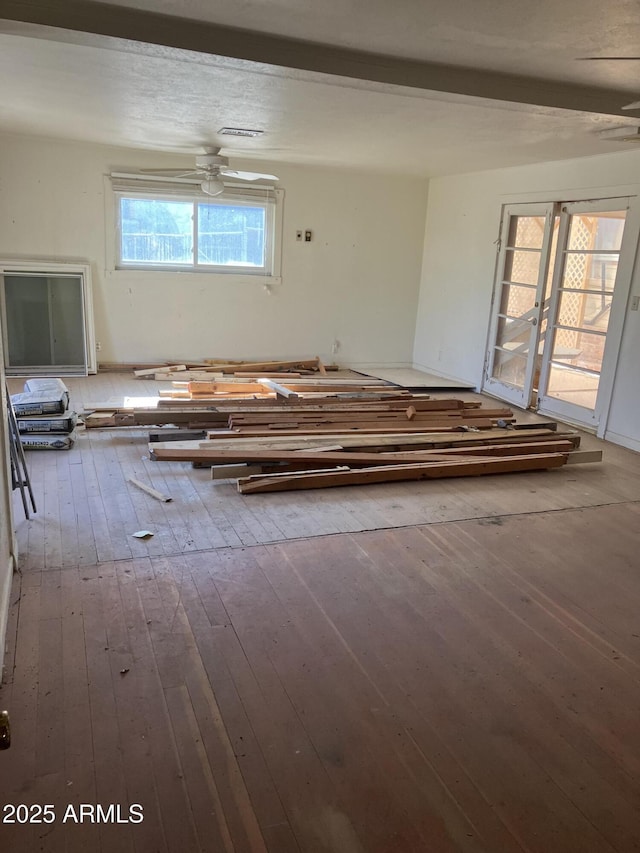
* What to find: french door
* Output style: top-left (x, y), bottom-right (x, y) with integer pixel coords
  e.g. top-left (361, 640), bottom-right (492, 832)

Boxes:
top-left (484, 203), bottom-right (555, 408)
top-left (484, 198), bottom-right (639, 434)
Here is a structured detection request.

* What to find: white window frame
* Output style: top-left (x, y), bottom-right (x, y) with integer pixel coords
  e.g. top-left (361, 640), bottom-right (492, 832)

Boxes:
top-left (107, 174), bottom-right (283, 283)
top-left (0, 259), bottom-right (96, 375)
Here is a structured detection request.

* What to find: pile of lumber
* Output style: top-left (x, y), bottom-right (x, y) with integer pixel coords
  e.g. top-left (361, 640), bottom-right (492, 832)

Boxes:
top-left (132, 356), bottom-right (335, 381)
top-left (147, 395), bottom-right (601, 493)
top-left (83, 376), bottom-right (413, 428)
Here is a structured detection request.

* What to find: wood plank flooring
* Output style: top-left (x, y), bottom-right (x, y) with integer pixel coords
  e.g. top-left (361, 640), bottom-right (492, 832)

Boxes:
top-left (2, 504), bottom-right (640, 851)
top-left (2, 373), bottom-right (640, 852)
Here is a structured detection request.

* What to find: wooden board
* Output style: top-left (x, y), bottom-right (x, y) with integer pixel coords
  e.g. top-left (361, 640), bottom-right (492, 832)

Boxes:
top-left (566, 449), bottom-right (604, 464)
top-left (193, 427), bottom-right (578, 450)
top-left (257, 379), bottom-right (300, 399)
top-left (204, 358), bottom-right (323, 372)
top-left (151, 441), bottom-right (576, 466)
top-left (237, 453), bottom-right (569, 493)
top-left (134, 364), bottom-right (187, 377)
top-left (148, 429), bottom-right (208, 443)
top-left (218, 420), bottom-right (497, 436)
top-left (128, 478), bottom-right (173, 502)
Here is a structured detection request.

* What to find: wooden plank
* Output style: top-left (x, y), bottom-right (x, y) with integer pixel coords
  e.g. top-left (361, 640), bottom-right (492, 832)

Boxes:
top-left (226, 419), bottom-right (497, 435)
top-left (189, 381), bottom-right (267, 394)
top-left (566, 449), bottom-right (604, 464)
top-left (190, 426), bottom-right (574, 449)
top-left (84, 411), bottom-right (117, 428)
top-left (155, 371), bottom-right (225, 380)
top-left (207, 358), bottom-right (323, 373)
top-left (160, 387), bottom-right (191, 398)
top-left (134, 364), bottom-right (187, 377)
top-left (237, 453), bottom-right (568, 493)
top-left (227, 409), bottom-right (513, 425)
top-left (155, 448), bottom-right (459, 464)
top-left (152, 442), bottom-right (576, 467)
top-left (128, 477), bottom-right (173, 502)
top-left (228, 372), bottom-right (303, 379)
top-left (210, 464), bottom-right (269, 479)
top-left (257, 379), bottom-right (300, 400)
top-left (149, 429), bottom-right (208, 442)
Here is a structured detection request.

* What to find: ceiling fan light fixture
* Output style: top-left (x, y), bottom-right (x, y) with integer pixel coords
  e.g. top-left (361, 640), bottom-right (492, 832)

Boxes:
top-left (201, 176), bottom-right (225, 196)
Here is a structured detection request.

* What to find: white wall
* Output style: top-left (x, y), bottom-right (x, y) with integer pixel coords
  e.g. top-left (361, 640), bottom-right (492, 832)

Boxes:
top-left (0, 324), bottom-right (16, 682)
top-left (0, 134), bottom-right (428, 368)
top-left (414, 148), bottom-right (640, 450)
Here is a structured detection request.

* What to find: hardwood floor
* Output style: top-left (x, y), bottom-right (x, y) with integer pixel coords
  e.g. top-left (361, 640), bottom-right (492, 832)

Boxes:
top-left (2, 374), bottom-right (640, 851)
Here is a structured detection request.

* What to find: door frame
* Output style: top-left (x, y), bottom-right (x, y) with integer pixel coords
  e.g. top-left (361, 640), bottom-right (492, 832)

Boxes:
top-left (0, 260), bottom-right (96, 375)
top-left (536, 196), bottom-right (640, 437)
top-left (483, 202), bottom-right (555, 408)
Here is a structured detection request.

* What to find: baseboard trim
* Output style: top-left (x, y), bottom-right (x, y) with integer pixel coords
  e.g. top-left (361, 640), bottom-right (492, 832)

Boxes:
top-left (603, 430), bottom-right (640, 454)
top-left (411, 361), bottom-right (478, 388)
top-left (344, 361), bottom-right (414, 370)
top-left (0, 553), bottom-right (16, 685)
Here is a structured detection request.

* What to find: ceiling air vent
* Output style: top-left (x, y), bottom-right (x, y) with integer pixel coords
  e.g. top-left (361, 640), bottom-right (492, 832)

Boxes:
top-left (219, 127), bottom-right (264, 138)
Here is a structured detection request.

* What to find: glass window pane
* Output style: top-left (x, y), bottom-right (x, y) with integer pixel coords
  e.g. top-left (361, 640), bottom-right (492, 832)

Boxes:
top-left (120, 198), bottom-right (193, 264)
top-left (557, 290), bottom-right (613, 333)
top-left (491, 349), bottom-right (527, 389)
top-left (546, 363), bottom-right (599, 410)
top-left (499, 282), bottom-right (537, 317)
top-left (495, 317), bottom-right (531, 352)
top-left (504, 249), bottom-right (541, 286)
top-left (507, 216), bottom-right (545, 249)
top-left (3, 274), bottom-right (85, 369)
top-left (561, 251), bottom-right (618, 293)
top-left (567, 211), bottom-right (625, 251)
top-left (550, 328), bottom-right (606, 375)
top-left (197, 204), bottom-right (265, 267)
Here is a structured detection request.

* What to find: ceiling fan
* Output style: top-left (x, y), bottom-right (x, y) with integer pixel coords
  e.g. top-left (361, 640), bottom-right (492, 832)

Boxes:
top-left (140, 147), bottom-right (279, 196)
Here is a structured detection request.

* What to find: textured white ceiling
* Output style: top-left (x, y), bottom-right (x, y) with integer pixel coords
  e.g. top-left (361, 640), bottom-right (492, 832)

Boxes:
top-left (1, 0), bottom-right (640, 175)
top-left (81, 0), bottom-right (640, 89)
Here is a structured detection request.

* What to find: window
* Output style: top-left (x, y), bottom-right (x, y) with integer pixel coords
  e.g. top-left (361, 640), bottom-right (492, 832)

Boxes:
top-left (0, 261), bottom-right (96, 375)
top-left (112, 177), bottom-right (282, 277)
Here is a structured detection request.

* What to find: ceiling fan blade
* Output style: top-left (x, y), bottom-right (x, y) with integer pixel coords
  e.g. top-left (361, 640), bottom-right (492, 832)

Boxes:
top-left (221, 169), bottom-right (279, 182)
top-left (579, 56), bottom-right (640, 60)
top-left (139, 168), bottom-right (202, 177)
top-left (622, 100), bottom-right (640, 110)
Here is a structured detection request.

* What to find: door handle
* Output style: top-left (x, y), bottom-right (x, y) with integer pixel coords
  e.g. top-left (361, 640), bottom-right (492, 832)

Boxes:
top-left (531, 317), bottom-right (538, 326)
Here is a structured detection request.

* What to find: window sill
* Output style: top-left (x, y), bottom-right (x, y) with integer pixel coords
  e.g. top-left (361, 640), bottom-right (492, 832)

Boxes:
top-left (107, 267), bottom-right (282, 286)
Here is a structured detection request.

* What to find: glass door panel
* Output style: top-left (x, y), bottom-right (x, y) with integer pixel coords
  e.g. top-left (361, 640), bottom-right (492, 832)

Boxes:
top-left (483, 204), bottom-right (554, 408)
top-left (537, 203), bottom-right (633, 431)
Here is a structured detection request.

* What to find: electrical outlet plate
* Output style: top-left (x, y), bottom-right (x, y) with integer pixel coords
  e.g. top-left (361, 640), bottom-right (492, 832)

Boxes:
top-left (631, 295), bottom-right (640, 311)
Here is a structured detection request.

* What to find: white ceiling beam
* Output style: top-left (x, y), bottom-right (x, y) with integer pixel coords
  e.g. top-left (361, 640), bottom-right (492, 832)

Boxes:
top-left (0, 0), bottom-right (636, 119)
